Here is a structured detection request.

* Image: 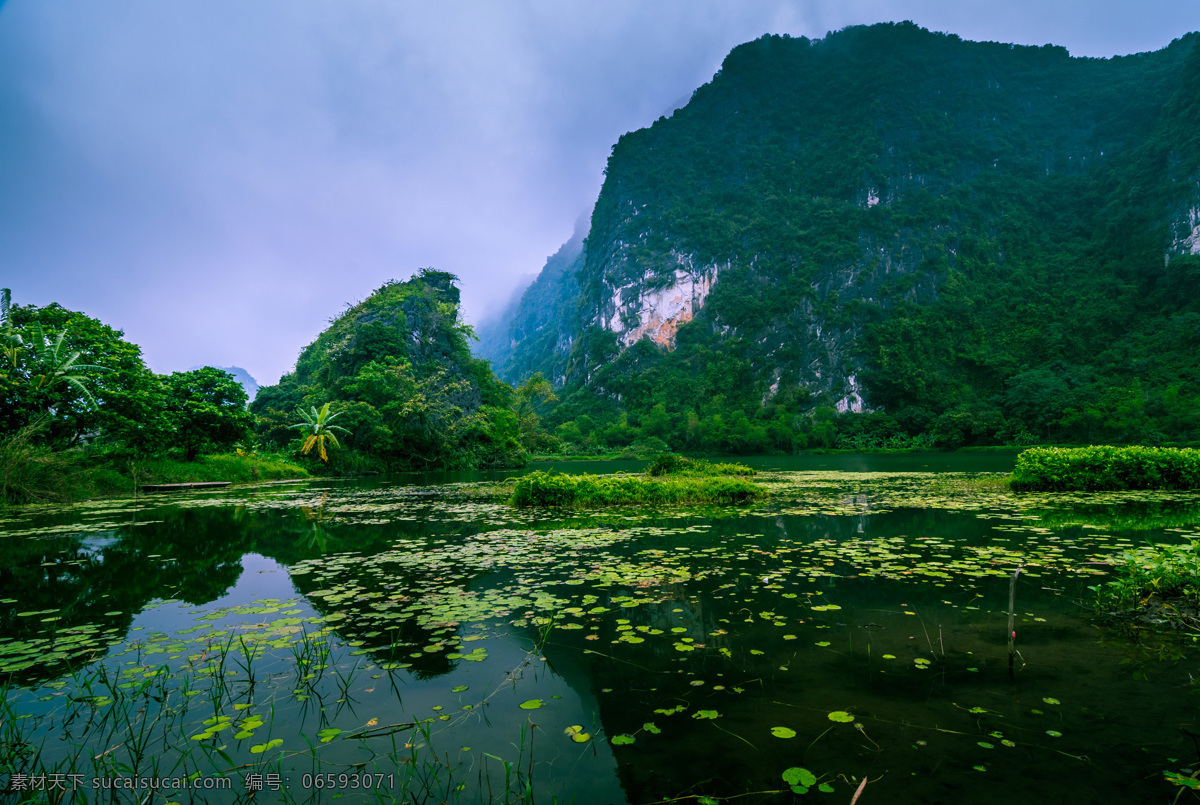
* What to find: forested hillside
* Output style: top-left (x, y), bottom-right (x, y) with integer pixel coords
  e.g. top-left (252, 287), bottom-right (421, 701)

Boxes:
top-left (484, 22), bottom-right (1200, 453)
top-left (253, 270), bottom-right (524, 469)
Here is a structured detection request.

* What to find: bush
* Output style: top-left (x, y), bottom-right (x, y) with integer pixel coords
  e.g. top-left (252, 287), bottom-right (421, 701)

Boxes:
top-left (1094, 539), bottom-right (1200, 624)
top-left (1011, 445), bottom-right (1200, 491)
top-left (511, 470), bottom-right (765, 507)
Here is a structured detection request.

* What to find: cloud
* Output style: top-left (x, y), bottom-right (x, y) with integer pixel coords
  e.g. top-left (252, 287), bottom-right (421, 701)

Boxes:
top-left (1, 0), bottom-right (1196, 383)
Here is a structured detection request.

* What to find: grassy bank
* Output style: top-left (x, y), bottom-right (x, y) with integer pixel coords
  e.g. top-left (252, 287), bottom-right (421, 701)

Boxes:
top-left (0, 436), bottom-right (308, 507)
top-left (1011, 446), bottom-right (1200, 492)
top-left (512, 469), bottom-right (765, 507)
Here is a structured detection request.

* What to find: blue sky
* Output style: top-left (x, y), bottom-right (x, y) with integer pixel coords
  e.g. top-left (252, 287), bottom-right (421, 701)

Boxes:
top-left (2, 0), bottom-right (1197, 384)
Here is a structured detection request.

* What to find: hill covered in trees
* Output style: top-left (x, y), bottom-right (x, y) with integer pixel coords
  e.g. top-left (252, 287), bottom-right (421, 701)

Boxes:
top-left (252, 270), bottom-right (525, 470)
top-left (483, 22), bottom-right (1200, 453)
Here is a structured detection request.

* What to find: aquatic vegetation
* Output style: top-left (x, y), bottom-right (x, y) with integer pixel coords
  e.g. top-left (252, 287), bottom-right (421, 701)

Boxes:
top-left (511, 469), bottom-right (765, 507)
top-left (2, 468), bottom-right (1199, 803)
top-left (1012, 446), bottom-right (1200, 492)
top-left (645, 453), bottom-right (756, 477)
top-left (1093, 537), bottom-right (1200, 628)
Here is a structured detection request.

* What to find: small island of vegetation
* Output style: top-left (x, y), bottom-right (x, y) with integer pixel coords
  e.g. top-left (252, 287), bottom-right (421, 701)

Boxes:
top-left (512, 455), bottom-right (765, 507)
top-left (1010, 445), bottom-right (1200, 492)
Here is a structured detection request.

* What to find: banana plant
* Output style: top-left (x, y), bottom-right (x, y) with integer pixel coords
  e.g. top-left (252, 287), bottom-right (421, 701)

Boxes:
top-left (26, 321), bottom-right (111, 408)
top-left (290, 402), bottom-right (351, 462)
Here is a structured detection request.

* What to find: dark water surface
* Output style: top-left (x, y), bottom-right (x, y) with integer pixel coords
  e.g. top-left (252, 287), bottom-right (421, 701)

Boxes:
top-left (1, 457), bottom-right (1197, 804)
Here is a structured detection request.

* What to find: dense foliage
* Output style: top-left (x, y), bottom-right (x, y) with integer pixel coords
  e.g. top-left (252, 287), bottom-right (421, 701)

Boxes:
top-left (484, 23), bottom-right (1200, 455)
top-left (1, 299), bottom-right (254, 459)
top-left (1010, 446), bottom-right (1200, 491)
top-left (251, 270), bottom-right (525, 470)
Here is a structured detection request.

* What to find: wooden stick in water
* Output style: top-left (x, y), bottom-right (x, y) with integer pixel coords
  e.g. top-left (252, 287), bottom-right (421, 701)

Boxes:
top-left (1008, 566), bottom-right (1022, 680)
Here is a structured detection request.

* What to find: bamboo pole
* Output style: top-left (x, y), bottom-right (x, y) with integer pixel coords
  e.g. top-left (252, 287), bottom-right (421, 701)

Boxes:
top-left (1008, 566), bottom-right (1022, 680)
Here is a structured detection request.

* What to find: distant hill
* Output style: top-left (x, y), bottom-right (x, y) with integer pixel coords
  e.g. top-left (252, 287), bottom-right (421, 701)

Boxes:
top-left (482, 22), bottom-right (1200, 450)
top-left (190, 365), bottom-right (259, 402)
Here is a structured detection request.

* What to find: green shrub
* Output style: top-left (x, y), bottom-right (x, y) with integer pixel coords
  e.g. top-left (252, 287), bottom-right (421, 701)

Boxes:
top-left (1094, 539), bottom-right (1200, 618)
top-left (511, 470), bottom-right (765, 508)
top-left (1010, 446), bottom-right (1200, 492)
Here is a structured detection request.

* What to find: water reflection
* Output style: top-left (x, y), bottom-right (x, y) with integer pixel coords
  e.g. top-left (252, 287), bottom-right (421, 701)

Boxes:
top-left (1, 471), bottom-right (1198, 803)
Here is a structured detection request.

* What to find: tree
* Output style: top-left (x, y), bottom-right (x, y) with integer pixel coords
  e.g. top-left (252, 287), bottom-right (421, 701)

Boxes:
top-left (5, 302), bottom-right (151, 446)
top-left (513, 372), bottom-right (556, 450)
top-left (162, 368), bottom-right (255, 460)
top-left (291, 402), bottom-right (350, 462)
top-left (24, 322), bottom-right (112, 408)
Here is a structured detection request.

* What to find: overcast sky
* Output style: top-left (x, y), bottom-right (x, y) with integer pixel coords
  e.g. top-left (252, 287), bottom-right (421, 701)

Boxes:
top-left (2, 1), bottom-right (1198, 385)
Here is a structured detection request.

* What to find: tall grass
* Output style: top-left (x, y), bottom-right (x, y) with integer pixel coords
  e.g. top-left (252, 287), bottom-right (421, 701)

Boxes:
top-left (135, 453), bottom-right (309, 485)
top-left (1011, 445), bottom-right (1200, 491)
top-left (0, 419), bottom-right (97, 505)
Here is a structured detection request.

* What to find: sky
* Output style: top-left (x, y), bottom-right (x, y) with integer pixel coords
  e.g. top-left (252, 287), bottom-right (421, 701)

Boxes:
top-left (2, 1), bottom-right (1198, 386)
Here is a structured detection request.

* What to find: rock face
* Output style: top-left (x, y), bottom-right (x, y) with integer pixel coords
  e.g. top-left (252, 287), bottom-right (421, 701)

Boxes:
top-left (485, 23), bottom-right (1200, 420)
top-left (598, 258), bottom-right (721, 349)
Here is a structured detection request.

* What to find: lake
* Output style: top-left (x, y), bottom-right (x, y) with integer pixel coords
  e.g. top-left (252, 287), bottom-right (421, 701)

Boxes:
top-left (1, 452), bottom-right (1197, 803)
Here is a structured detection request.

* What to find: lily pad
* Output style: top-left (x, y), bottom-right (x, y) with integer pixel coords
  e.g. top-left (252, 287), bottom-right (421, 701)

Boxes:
top-left (782, 767), bottom-right (817, 794)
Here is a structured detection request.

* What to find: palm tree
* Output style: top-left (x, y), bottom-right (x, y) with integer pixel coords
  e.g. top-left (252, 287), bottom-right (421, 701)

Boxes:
top-left (290, 403), bottom-right (351, 462)
top-left (1, 288), bottom-right (22, 369)
top-left (26, 321), bottom-right (111, 408)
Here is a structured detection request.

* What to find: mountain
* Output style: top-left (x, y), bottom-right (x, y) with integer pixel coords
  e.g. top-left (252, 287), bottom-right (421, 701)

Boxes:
top-left (190, 365), bottom-right (259, 401)
top-left (485, 22), bottom-right (1200, 450)
top-left (475, 216), bottom-right (588, 386)
top-left (252, 270), bottom-right (522, 468)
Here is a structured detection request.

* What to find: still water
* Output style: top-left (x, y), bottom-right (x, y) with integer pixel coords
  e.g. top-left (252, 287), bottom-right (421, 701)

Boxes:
top-left (0, 453), bottom-right (1197, 804)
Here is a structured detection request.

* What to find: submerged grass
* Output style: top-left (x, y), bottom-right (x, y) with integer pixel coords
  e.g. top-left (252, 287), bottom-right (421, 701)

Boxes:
top-left (0, 628), bottom-right (555, 804)
top-left (511, 470), bottom-right (765, 507)
top-left (1012, 445), bottom-right (1200, 492)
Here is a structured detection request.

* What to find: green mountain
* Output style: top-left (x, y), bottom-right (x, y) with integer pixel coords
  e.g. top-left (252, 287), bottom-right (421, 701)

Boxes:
top-left (476, 217), bottom-right (587, 386)
top-left (485, 22), bottom-right (1200, 451)
top-left (252, 270), bottom-right (523, 469)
